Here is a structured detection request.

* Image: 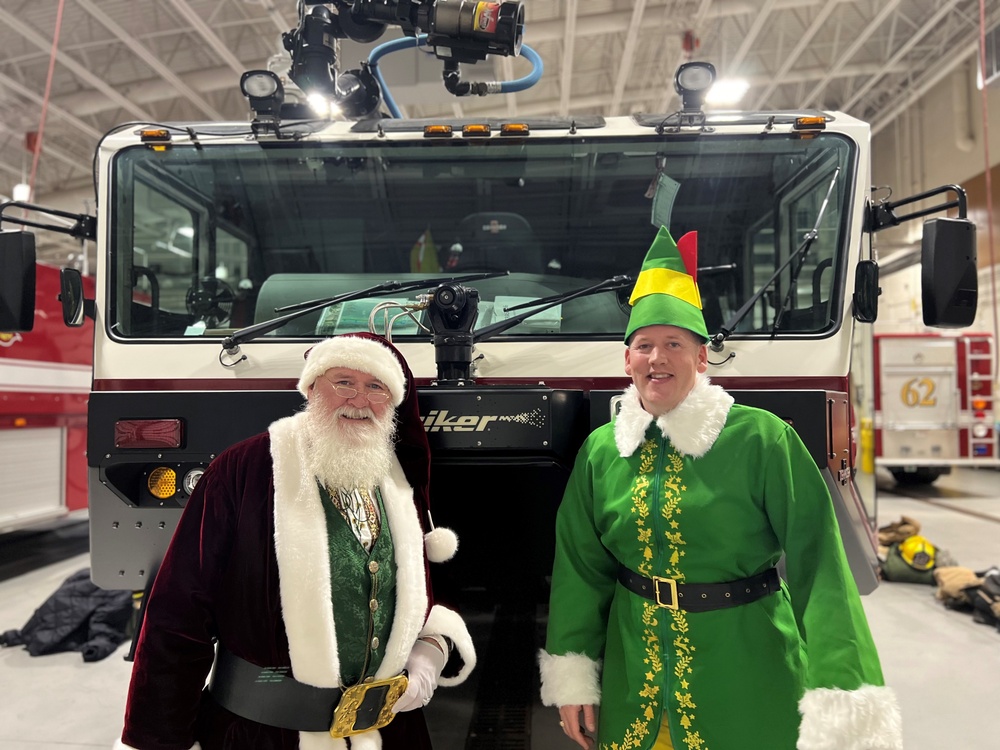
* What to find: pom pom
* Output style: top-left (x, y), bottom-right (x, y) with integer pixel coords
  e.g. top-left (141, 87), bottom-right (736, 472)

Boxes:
top-left (424, 527), bottom-right (458, 562)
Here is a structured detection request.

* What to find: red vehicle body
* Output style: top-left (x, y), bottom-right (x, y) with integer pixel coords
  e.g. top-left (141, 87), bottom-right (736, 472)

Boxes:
top-left (0, 263), bottom-right (94, 531)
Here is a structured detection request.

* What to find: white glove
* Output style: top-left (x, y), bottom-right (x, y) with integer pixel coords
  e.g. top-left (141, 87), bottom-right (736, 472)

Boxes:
top-left (391, 637), bottom-right (448, 713)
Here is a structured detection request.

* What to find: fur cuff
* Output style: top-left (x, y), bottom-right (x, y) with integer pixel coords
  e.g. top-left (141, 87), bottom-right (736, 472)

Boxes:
top-left (421, 604), bottom-right (476, 686)
top-left (537, 650), bottom-right (602, 707)
top-left (797, 685), bottom-right (902, 750)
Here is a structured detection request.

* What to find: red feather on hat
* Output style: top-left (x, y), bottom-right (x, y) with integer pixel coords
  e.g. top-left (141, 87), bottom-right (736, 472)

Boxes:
top-left (677, 231), bottom-right (698, 282)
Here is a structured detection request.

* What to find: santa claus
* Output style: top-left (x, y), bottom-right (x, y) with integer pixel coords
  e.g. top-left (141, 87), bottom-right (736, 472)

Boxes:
top-left (119, 333), bottom-right (475, 750)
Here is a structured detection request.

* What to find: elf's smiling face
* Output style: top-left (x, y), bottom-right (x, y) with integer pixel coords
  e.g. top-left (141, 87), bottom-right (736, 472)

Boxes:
top-left (625, 325), bottom-right (707, 416)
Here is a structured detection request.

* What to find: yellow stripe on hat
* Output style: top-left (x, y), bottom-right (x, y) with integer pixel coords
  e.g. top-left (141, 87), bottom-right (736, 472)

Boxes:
top-left (629, 267), bottom-right (703, 309)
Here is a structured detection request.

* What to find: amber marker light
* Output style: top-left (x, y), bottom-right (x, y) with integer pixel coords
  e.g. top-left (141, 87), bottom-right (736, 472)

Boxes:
top-left (147, 467), bottom-right (178, 500)
top-left (140, 128), bottom-right (172, 151)
top-left (462, 124), bottom-right (491, 137)
top-left (423, 125), bottom-right (454, 138)
top-left (500, 123), bottom-right (530, 136)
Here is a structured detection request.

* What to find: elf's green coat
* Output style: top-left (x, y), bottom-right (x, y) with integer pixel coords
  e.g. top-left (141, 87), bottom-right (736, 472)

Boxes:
top-left (540, 377), bottom-right (901, 750)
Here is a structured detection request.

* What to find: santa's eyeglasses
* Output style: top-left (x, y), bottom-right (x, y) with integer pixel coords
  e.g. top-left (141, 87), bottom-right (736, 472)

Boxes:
top-left (326, 383), bottom-right (391, 403)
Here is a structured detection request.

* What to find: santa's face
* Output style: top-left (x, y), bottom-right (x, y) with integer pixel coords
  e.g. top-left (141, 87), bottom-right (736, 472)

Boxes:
top-left (305, 367), bottom-right (398, 489)
top-left (309, 367), bottom-right (394, 436)
top-left (625, 325), bottom-right (707, 416)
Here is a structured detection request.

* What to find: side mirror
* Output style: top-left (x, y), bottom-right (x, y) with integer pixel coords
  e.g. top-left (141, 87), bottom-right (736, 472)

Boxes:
top-left (59, 267), bottom-right (87, 327)
top-left (921, 217), bottom-right (977, 328)
top-left (0, 231), bottom-right (37, 332)
top-left (852, 260), bottom-right (880, 323)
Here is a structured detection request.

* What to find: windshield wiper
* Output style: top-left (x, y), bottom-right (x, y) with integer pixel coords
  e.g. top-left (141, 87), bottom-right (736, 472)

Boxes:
top-left (220, 271), bottom-right (508, 358)
top-left (273, 271), bottom-right (508, 315)
top-left (472, 275), bottom-right (633, 343)
top-left (709, 167), bottom-right (840, 352)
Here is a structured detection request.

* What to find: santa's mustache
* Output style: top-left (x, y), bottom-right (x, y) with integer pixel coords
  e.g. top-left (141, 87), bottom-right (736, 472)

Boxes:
top-left (334, 404), bottom-right (378, 421)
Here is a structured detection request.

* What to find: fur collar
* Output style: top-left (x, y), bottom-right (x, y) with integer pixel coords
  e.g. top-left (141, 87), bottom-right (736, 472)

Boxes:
top-left (613, 374), bottom-right (734, 458)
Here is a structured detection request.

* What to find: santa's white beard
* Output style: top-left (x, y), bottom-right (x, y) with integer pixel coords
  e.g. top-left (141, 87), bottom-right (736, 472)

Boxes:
top-left (303, 401), bottom-right (397, 490)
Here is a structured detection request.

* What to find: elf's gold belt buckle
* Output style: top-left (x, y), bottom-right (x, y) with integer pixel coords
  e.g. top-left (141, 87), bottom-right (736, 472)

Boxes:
top-left (330, 673), bottom-right (409, 738)
top-left (653, 575), bottom-right (679, 610)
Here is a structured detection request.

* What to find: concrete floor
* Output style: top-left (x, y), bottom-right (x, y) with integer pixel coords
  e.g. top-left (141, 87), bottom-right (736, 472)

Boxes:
top-left (0, 466), bottom-right (998, 749)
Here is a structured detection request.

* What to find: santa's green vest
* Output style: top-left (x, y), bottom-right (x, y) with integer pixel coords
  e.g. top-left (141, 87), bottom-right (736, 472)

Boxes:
top-left (319, 484), bottom-right (397, 684)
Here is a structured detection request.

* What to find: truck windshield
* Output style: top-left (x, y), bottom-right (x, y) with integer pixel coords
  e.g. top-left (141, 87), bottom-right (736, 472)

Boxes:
top-left (109, 133), bottom-right (855, 340)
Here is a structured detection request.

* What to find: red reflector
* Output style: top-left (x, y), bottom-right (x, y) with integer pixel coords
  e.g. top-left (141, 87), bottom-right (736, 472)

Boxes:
top-left (115, 419), bottom-right (183, 449)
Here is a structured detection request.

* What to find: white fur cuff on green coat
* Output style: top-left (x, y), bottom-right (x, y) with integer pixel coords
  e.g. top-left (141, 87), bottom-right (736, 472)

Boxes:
top-left (537, 650), bottom-right (601, 707)
top-left (797, 685), bottom-right (902, 750)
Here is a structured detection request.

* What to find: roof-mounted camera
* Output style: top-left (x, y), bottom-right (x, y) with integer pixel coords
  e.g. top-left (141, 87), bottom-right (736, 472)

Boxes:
top-left (241, 0), bottom-right (525, 128)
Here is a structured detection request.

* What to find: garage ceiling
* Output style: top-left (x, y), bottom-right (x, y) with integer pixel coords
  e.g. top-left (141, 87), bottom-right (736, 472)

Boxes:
top-left (0, 0), bottom-right (995, 265)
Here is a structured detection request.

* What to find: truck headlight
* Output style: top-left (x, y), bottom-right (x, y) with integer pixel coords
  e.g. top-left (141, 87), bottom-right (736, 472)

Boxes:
top-left (182, 467), bottom-right (206, 495)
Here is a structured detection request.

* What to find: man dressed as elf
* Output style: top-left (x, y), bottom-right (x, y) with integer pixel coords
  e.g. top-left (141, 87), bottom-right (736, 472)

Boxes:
top-left (539, 226), bottom-right (902, 750)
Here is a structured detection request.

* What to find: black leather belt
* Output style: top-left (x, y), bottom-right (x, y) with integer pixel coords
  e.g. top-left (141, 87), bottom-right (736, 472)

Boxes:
top-left (617, 565), bottom-right (781, 612)
top-left (208, 646), bottom-right (408, 737)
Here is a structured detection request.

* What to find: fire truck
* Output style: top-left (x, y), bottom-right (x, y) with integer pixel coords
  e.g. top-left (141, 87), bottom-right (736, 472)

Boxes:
top-left (0, 1), bottom-right (979, 603)
top-left (0, 261), bottom-right (93, 532)
top-left (874, 332), bottom-right (997, 485)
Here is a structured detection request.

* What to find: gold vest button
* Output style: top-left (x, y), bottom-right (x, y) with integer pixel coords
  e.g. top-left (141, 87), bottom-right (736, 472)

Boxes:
top-left (369, 599), bottom-right (379, 612)
top-left (371, 636), bottom-right (380, 649)
top-left (368, 561), bottom-right (379, 573)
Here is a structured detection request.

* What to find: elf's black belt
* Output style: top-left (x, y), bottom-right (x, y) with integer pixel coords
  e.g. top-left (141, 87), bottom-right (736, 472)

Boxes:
top-left (208, 646), bottom-right (408, 738)
top-left (617, 565), bottom-right (781, 612)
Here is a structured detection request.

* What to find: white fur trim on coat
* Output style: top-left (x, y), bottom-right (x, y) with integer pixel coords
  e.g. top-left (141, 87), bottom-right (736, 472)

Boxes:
top-left (797, 685), bottom-right (902, 750)
top-left (421, 604), bottom-right (477, 686)
top-left (613, 374), bottom-right (733, 458)
top-left (270, 412), bottom-right (431, 749)
top-left (537, 650), bottom-right (602, 707)
top-left (297, 336), bottom-right (406, 406)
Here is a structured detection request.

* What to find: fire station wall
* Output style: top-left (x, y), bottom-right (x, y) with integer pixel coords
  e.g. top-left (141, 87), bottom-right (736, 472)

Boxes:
top-left (871, 52), bottom-right (1000, 335)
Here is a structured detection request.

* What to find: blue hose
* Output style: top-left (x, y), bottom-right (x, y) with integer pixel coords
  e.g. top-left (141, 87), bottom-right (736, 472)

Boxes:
top-left (501, 43), bottom-right (543, 93)
top-left (368, 35), bottom-right (426, 119)
top-left (367, 34), bottom-right (543, 118)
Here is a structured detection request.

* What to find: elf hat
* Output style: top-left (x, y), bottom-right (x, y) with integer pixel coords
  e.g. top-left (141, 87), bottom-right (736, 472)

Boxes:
top-left (625, 226), bottom-right (709, 344)
top-left (297, 334), bottom-right (406, 406)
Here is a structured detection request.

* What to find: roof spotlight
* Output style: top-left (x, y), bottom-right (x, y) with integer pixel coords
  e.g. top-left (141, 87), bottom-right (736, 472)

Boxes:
top-left (240, 69), bottom-right (285, 133)
top-left (283, 3), bottom-right (338, 98)
top-left (674, 61), bottom-right (716, 111)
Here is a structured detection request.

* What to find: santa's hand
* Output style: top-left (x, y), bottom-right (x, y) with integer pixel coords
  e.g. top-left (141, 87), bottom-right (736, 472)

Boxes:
top-left (391, 637), bottom-right (447, 713)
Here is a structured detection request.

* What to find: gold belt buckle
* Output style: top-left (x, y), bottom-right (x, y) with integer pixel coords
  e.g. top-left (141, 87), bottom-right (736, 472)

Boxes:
top-left (330, 673), bottom-right (409, 738)
top-left (652, 576), bottom-right (679, 609)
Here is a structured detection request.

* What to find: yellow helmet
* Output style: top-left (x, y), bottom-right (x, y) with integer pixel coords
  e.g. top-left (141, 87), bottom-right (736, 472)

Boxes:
top-left (898, 535), bottom-right (936, 571)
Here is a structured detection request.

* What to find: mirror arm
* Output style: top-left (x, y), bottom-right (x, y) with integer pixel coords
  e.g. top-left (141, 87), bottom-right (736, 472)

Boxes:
top-left (0, 201), bottom-right (97, 241)
top-left (868, 184), bottom-right (967, 232)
